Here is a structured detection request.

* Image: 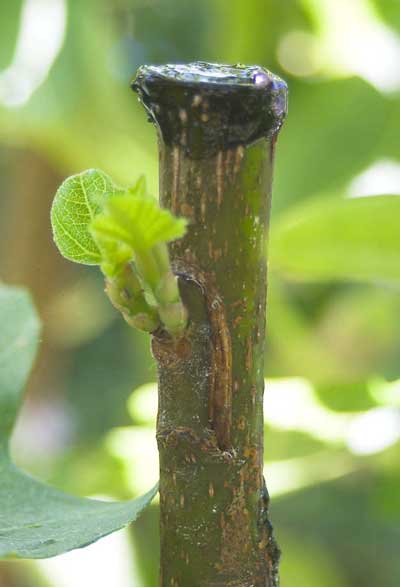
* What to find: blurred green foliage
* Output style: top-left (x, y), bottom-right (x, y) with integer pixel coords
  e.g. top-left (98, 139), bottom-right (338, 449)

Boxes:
top-left (1, 0), bottom-right (400, 585)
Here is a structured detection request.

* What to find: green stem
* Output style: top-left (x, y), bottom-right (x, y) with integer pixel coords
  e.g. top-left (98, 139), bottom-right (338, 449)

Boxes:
top-left (136, 243), bottom-right (188, 336)
top-left (133, 62), bottom-right (287, 587)
top-left (153, 243), bottom-right (188, 336)
top-left (134, 249), bottom-right (162, 292)
top-left (105, 263), bottom-right (160, 332)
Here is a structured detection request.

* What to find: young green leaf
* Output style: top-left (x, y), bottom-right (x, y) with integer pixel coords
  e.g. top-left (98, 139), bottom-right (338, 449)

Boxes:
top-left (51, 169), bottom-right (123, 265)
top-left (90, 194), bottom-right (187, 254)
top-left (0, 284), bottom-right (157, 560)
top-left (97, 236), bottom-right (134, 278)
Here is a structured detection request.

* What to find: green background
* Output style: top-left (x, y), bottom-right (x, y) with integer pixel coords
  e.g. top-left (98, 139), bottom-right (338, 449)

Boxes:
top-left (1, 0), bottom-right (400, 585)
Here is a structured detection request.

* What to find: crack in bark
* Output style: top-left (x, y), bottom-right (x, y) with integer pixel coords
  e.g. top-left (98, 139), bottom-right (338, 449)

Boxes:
top-left (173, 262), bottom-right (233, 451)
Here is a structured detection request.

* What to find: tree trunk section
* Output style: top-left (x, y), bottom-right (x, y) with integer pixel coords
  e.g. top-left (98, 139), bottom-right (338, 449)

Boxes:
top-left (133, 63), bottom-right (287, 587)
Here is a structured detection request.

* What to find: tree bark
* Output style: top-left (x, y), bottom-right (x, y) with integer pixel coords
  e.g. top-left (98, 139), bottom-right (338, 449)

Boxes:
top-left (133, 62), bottom-right (287, 587)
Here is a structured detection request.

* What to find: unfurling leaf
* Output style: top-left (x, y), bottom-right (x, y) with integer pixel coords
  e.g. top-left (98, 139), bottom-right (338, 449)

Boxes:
top-left (90, 194), bottom-right (187, 254)
top-left (0, 284), bottom-right (157, 560)
top-left (51, 169), bottom-right (123, 265)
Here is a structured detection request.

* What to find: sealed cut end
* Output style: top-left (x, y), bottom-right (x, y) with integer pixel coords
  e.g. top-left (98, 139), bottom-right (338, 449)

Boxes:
top-left (131, 62), bottom-right (287, 157)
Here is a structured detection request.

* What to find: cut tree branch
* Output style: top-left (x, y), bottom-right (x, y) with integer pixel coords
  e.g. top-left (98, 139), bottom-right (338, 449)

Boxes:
top-left (133, 62), bottom-right (287, 587)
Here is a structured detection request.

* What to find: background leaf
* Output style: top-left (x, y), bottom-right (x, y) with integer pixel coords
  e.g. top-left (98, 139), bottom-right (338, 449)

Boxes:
top-left (372, 0), bottom-right (400, 33)
top-left (273, 78), bottom-right (385, 212)
top-left (0, 285), bottom-right (40, 444)
top-left (270, 195), bottom-right (400, 284)
top-left (0, 0), bottom-right (23, 70)
top-left (0, 284), bottom-right (157, 560)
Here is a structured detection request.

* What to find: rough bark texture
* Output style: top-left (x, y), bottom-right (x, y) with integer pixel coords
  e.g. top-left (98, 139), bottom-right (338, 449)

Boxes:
top-left (133, 62), bottom-right (287, 587)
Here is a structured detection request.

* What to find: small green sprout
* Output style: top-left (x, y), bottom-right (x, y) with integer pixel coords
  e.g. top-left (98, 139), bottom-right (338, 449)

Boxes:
top-left (51, 169), bottom-right (188, 336)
